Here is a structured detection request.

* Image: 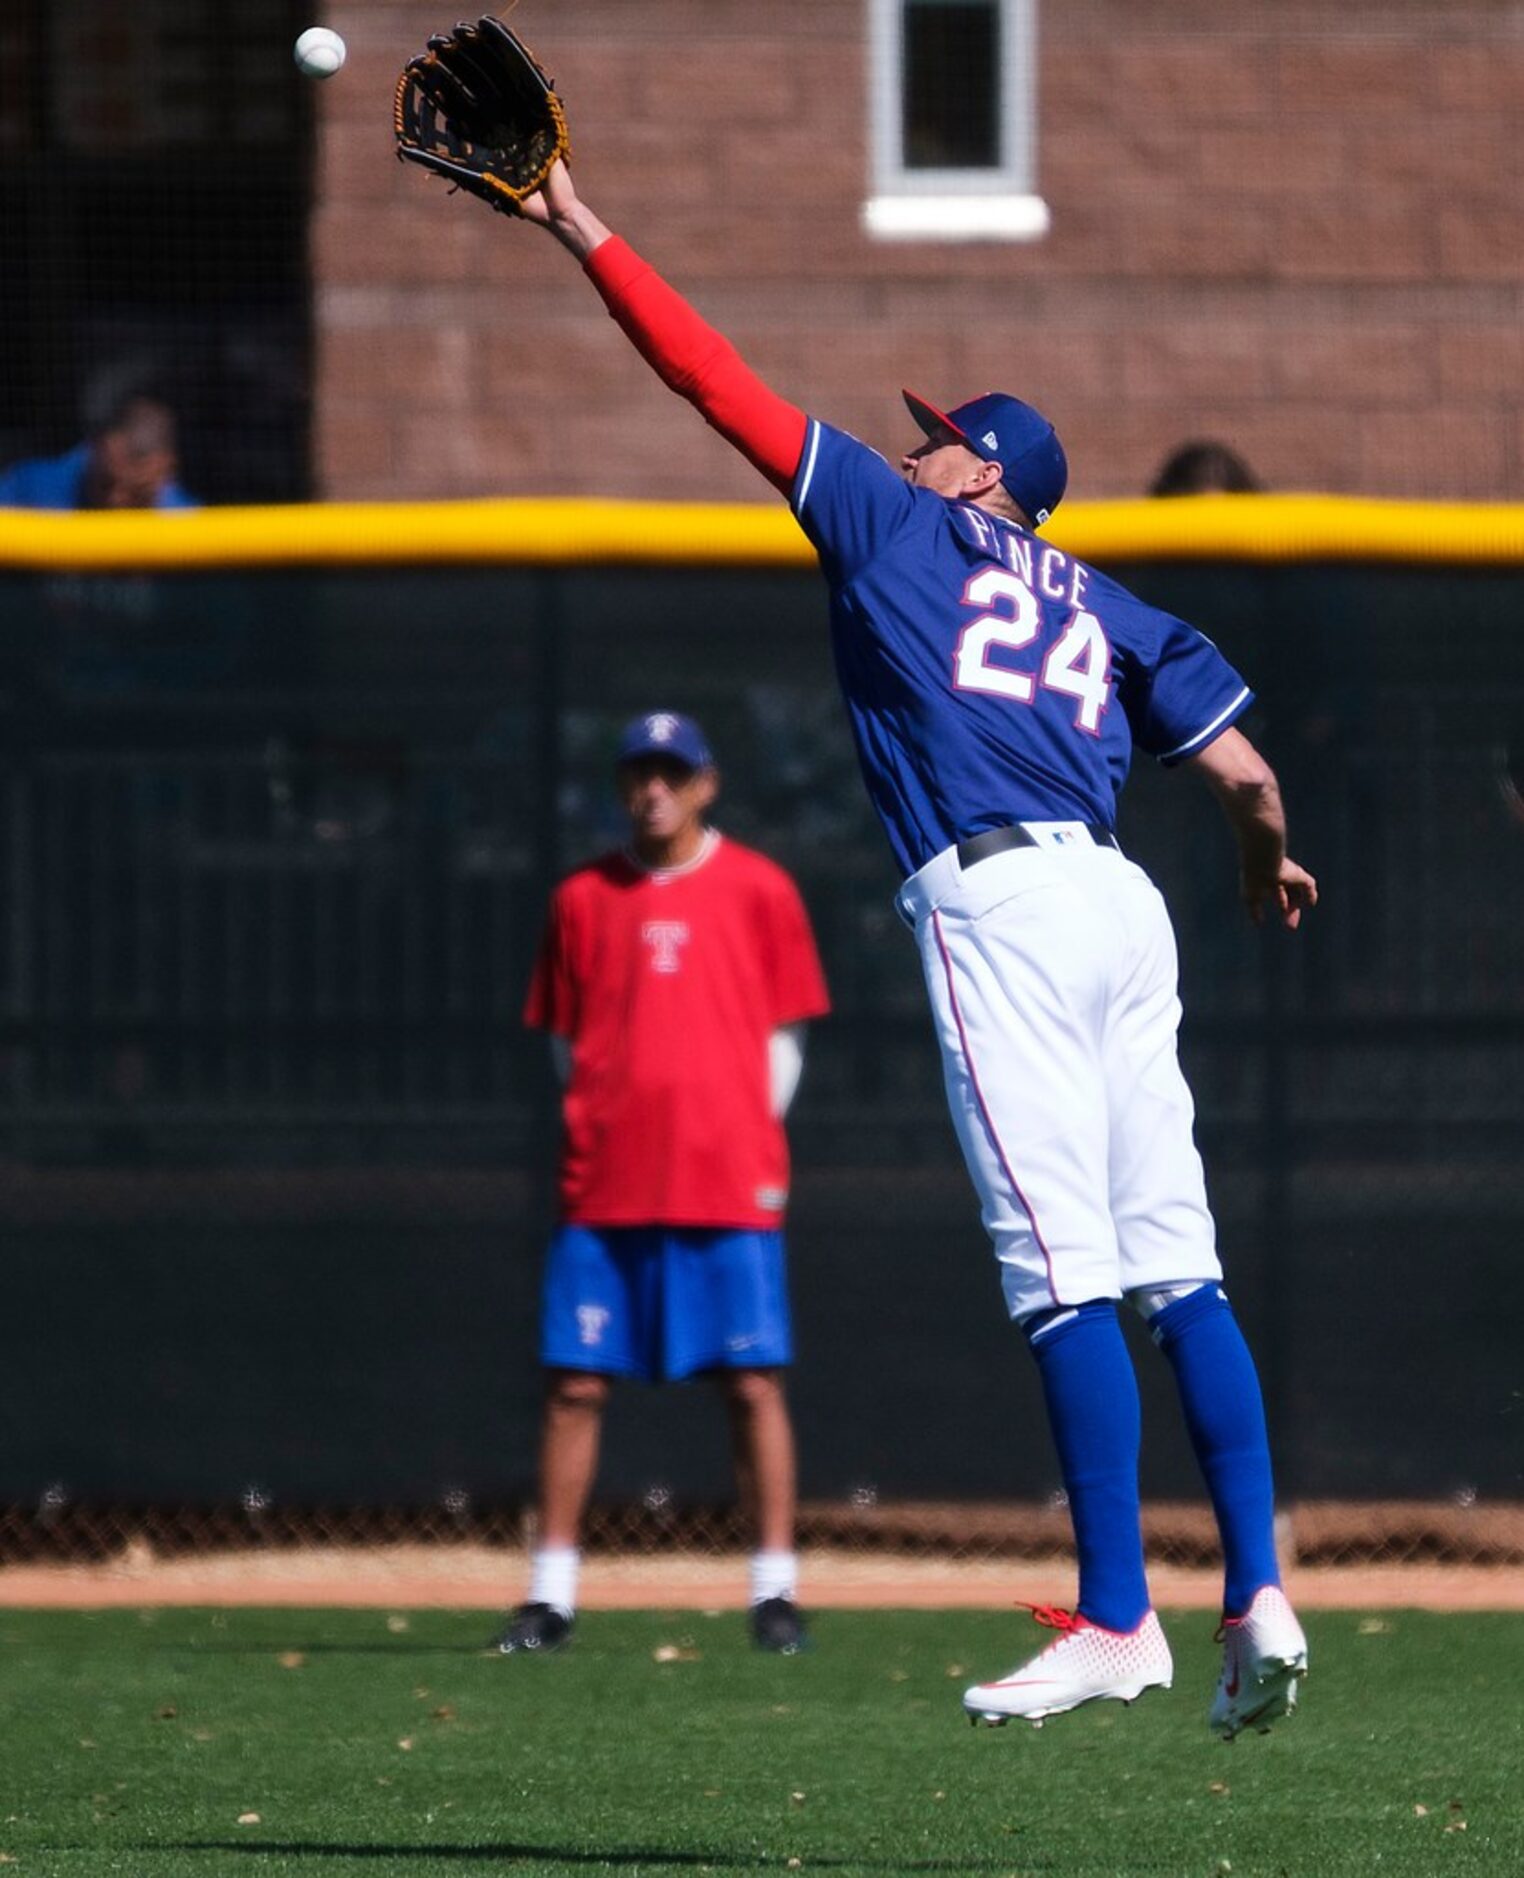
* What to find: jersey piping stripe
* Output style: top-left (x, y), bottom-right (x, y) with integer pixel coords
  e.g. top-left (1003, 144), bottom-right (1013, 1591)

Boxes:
top-left (793, 419), bottom-right (824, 515)
top-left (1158, 686), bottom-right (1252, 762)
top-left (931, 908), bottom-right (1060, 1309)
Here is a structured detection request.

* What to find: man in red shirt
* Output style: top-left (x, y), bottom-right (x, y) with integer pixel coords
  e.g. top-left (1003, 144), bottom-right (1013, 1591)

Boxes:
top-left (497, 711), bottom-right (831, 1655)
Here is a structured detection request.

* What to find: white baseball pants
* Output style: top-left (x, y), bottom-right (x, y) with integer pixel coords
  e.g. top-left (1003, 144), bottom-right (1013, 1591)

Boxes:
top-left (897, 832), bottom-right (1222, 1322)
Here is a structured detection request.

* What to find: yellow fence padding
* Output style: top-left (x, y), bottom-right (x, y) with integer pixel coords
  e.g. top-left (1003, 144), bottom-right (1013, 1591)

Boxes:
top-left (3, 492), bottom-right (1524, 572)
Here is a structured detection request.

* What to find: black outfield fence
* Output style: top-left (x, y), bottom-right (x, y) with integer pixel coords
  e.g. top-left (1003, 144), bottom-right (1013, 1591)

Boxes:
top-left (1, 547), bottom-right (1521, 1562)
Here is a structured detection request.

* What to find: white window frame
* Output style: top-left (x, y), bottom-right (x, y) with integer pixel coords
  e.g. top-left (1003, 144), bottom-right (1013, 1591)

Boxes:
top-left (864, 0), bottom-right (1049, 242)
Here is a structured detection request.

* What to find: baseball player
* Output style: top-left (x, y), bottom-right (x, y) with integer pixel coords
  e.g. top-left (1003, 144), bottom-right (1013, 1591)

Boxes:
top-left (497, 711), bottom-right (830, 1656)
top-left (465, 159), bottom-right (1323, 1739)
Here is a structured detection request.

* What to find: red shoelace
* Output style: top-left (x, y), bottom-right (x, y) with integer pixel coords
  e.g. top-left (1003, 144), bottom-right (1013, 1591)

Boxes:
top-left (1016, 1601), bottom-right (1083, 1633)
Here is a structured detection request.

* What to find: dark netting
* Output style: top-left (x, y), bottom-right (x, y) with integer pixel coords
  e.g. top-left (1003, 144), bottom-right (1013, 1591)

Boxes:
top-left (0, 0), bottom-right (312, 503)
top-left (1, 559), bottom-right (1521, 1578)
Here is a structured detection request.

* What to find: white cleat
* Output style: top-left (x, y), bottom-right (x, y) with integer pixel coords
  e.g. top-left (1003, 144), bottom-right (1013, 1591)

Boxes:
top-left (963, 1605), bottom-right (1174, 1727)
top-left (1210, 1584), bottom-right (1308, 1741)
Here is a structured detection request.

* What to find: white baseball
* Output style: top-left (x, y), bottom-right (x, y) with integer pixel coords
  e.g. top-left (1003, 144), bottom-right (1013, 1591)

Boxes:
top-left (294, 27), bottom-right (346, 80)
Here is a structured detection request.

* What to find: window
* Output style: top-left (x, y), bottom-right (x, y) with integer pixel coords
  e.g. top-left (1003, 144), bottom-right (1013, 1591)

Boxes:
top-left (866, 0), bottom-right (1048, 241)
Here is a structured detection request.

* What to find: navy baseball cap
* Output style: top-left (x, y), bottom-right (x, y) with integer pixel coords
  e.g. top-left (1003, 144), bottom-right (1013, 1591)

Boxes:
top-left (903, 388), bottom-right (1068, 527)
top-left (615, 711), bottom-right (714, 770)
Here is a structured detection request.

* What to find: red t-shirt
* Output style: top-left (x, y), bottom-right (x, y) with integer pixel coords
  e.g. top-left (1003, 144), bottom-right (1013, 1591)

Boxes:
top-left (524, 834), bottom-right (830, 1229)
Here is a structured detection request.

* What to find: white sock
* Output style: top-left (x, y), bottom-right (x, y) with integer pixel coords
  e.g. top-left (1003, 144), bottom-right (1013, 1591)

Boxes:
top-left (528, 1545), bottom-right (580, 1618)
top-left (750, 1549), bottom-right (798, 1606)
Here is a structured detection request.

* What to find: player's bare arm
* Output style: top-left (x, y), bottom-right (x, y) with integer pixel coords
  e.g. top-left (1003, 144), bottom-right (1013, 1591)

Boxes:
top-left (1187, 727), bottom-right (1318, 930)
top-left (519, 159), bottom-right (611, 261)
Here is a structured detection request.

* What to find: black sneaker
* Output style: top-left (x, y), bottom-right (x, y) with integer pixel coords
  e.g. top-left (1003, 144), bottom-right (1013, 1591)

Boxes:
top-left (750, 1596), bottom-right (809, 1654)
top-left (494, 1601), bottom-right (574, 1654)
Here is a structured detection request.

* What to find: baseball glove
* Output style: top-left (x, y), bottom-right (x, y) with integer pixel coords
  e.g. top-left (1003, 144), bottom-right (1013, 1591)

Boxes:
top-left (394, 15), bottom-right (570, 217)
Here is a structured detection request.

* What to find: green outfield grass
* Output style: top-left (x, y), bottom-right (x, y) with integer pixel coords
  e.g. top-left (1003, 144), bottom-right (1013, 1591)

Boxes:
top-left (0, 1607), bottom-right (1519, 1876)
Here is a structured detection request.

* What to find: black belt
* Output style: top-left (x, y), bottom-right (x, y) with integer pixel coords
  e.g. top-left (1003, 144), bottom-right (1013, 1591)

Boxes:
top-left (956, 822), bottom-right (1119, 870)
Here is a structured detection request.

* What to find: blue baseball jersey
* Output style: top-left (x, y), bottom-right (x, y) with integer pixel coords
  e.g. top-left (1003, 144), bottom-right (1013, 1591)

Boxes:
top-left (792, 420), bottom-right (1253, 876)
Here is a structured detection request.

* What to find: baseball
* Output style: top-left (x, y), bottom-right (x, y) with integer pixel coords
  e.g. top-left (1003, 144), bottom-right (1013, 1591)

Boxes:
top-left (294, 26), bottom-right (346, 79)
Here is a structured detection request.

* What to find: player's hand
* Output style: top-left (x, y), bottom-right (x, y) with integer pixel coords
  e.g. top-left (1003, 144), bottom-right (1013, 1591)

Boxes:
top-left (1243, 857), bottom-right (1318, 930)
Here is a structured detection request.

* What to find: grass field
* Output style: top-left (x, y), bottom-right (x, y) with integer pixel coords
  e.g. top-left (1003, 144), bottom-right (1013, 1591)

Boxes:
top-left (1, 1607), bottom-right (1520, 1876)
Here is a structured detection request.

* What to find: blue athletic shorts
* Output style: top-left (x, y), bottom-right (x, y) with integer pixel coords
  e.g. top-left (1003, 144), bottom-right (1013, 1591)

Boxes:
top-left (540, 1224), bottom-right (793, 1382)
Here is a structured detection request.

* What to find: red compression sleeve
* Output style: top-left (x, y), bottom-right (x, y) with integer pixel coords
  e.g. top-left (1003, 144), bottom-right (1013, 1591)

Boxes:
top-left (585, 237), bottom-right (807, 496)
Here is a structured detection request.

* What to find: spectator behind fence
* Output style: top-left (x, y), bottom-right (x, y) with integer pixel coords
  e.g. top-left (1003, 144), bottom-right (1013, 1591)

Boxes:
top-left (0, 394), bottom-right (196, 511)
top-left (1149, 440), bottom-right (1262, 497)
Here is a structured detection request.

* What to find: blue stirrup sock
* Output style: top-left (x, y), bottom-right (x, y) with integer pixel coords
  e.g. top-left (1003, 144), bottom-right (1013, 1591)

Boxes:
top-left (1149, 1284), bottom-right (1281, 1618)
top-left (1024, 1300), bottom-right (1150, 1634)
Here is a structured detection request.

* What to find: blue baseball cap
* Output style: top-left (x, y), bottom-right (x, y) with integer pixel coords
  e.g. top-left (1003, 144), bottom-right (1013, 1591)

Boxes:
top-left (903, 388), bottom-right (1068, 527)
top-left (615, 711), bottom-right (714, 770)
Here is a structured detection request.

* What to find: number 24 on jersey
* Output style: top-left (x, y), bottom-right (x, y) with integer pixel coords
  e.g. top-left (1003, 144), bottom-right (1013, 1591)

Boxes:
top-left (952, 567), bottom-right (1112, 737)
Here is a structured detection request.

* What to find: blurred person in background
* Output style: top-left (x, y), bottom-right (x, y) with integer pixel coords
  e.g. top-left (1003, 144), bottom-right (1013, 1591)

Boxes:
top-left (497, 711), bottom-right (831, 1658)
top-left (1149, 440), bottom-right (1263, 496)
top-left (0, 393), bottom-right (196, 510)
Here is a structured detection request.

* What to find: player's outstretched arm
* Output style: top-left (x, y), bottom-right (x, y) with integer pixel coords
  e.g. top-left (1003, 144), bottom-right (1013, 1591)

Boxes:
top-left (395, 13), bottom-right (807, 493)
top-left (1187, 727), bottom-right (1318, 930)
top-left (516, 162), bottom-right (808, 493)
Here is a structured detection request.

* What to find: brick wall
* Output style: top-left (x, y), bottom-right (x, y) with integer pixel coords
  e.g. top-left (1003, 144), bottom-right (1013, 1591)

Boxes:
top-left (315, 2), bottom-right (1523, 501)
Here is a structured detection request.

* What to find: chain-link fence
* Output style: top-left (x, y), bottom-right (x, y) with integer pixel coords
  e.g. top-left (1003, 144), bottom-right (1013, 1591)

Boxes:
top-left (2, 555), bottom-right (1521, 1581)
top-left (0, 0), bottom-right (312, 504)
top-left (7, 1499), bottom-right (1522, 1577)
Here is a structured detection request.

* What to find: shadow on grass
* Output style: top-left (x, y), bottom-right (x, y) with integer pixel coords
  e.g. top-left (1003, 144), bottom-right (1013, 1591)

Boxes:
top-left (163, 1845), bottom-right (1028, 1871)
top-left (176, 1640), bottom-right (499, 1658)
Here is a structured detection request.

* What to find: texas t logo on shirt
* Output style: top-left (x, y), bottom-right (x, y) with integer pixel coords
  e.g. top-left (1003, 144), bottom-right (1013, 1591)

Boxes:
top-left (642, 920), bottom-right (689, 973)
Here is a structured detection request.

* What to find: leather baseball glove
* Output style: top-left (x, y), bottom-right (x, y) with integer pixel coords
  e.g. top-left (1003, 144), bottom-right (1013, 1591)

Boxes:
top-left (394, 15), bottom-right (570, 216)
